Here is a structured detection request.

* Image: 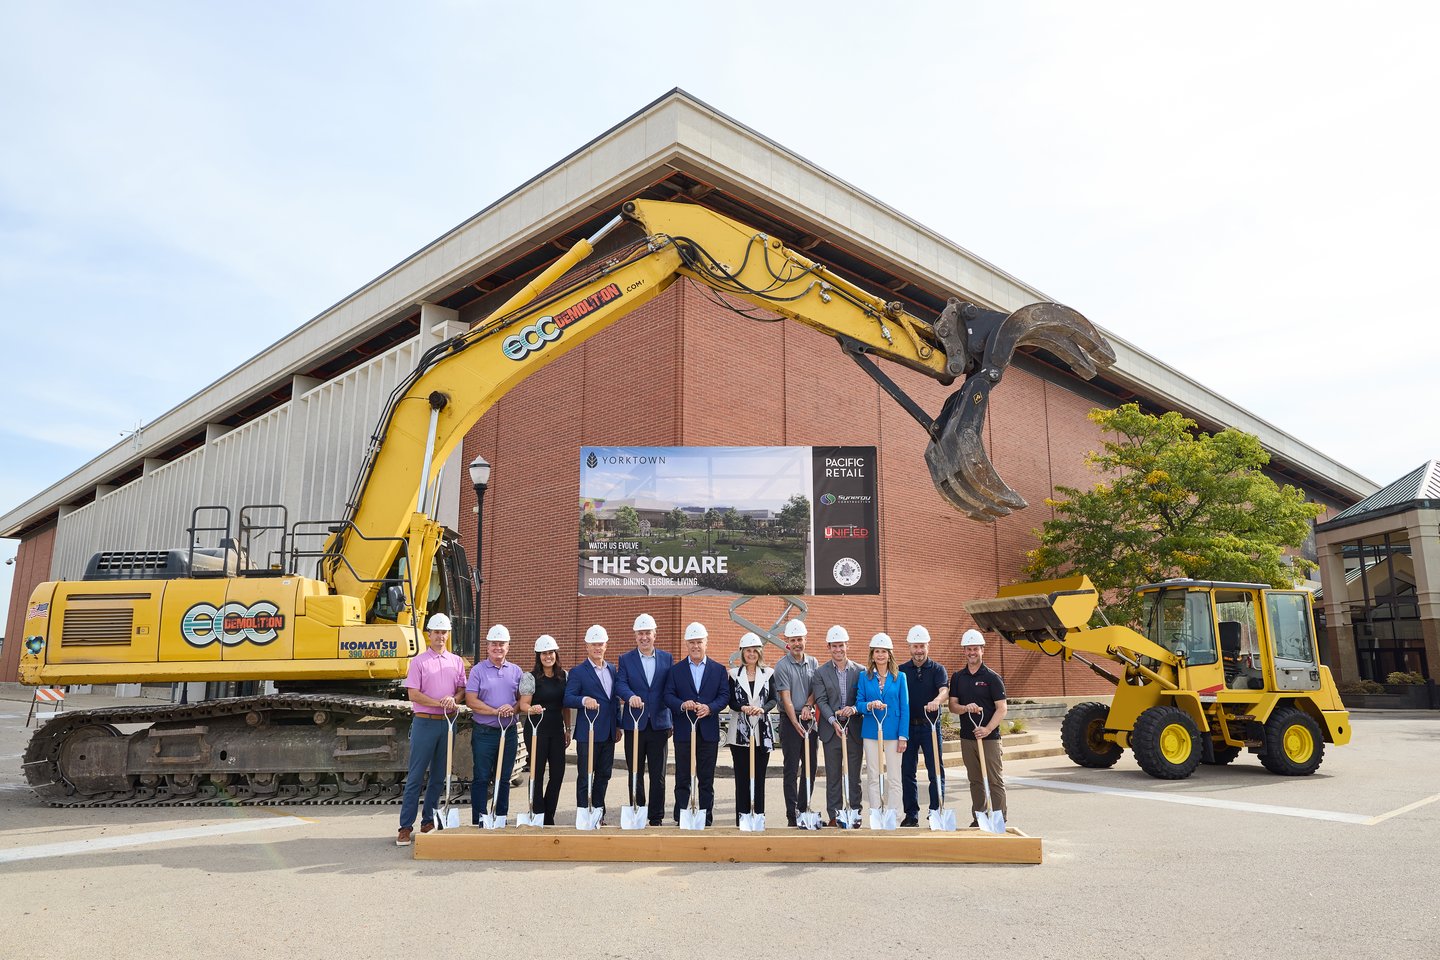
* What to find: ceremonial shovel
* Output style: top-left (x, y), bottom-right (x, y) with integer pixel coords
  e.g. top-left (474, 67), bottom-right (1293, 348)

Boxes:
top-left (927, 710), bottom-right (955, 832)
top-left (970, 712), bottom-right (1006, 835)
top-left (620, 706), bottom-right (648, 830)
top-left (796, 719), bottom-right (822, 830)
top-left (835, 717), bottom-right (861, 829)
top-left (480, 714), bottom-right (512, 829)
top-left (679, 711), bottom-right (707, 831)
top-left (869, 703), bottom-right (896, 830)
top-left (575, 708), bottom-right (604, 830)
top-left (738, 714), bottom-right (765, 832)
top-left (431, 706), bottom-right (461, 830)
top-left (514, 714), bottom-right (544, 826)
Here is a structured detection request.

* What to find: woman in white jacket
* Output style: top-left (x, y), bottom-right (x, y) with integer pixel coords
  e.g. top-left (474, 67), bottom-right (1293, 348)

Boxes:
top-left (727, 632), bottom-right (777, 827)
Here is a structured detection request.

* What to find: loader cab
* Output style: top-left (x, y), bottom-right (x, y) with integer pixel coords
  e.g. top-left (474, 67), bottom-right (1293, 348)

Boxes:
top-left (1138, 581), bottom-right (1220, 667)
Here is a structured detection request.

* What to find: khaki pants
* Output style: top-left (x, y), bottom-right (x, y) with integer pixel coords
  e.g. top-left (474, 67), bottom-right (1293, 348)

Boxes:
top-left (863, 739), bottom-right (902, 814)
top-left (960, 737), bottom-right (1006, 819)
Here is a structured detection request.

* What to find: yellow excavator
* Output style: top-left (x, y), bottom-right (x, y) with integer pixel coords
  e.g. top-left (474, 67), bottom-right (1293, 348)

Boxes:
top-left (18, 200), bottom-right (1115, 805)
top-left (967, 574), bottom-right (1351, 779)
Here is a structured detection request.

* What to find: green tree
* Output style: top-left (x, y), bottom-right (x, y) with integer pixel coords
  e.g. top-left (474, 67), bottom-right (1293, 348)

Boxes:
top-left (777, 494), bottom-right (810, 536)
top-left (703, 508), bottom-right (719, 553)
top-left (614, 505), bottom-right (641, 538)
top-left (1024, 404), bottom-right (1325, 625)
top-left (580, 509), bottom-right (598, 541)
top-left (665, 507), bottom-right (686, 539)
top-left (723, 507), bottom-right (743, 533)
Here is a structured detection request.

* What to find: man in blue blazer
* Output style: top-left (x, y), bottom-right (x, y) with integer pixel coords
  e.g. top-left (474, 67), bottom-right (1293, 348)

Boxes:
top-left (564, 624), bottom-right (621, 823)
top-left (616, 613), bottom-right (675, 827)
top-left (662, 621), bottom-right (730, 826)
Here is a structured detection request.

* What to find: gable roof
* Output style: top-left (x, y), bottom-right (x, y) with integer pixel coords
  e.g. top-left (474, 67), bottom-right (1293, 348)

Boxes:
top-left (1319, 460), bottom-right (1440, 530)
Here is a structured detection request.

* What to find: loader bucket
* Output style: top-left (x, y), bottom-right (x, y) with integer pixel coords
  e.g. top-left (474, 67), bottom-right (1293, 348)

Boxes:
top-left (966, 575), bottom-right (1099, 645)
top-left (926, 302), bottom-right (1115, 520)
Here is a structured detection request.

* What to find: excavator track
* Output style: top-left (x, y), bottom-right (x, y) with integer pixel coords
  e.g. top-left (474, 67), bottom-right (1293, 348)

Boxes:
top-left (21, 694), bottom-right (479, 808)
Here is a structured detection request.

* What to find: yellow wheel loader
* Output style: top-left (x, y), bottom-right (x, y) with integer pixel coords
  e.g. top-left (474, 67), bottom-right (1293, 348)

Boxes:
top-left (16, 200), bottom-right (1117, 807)
top-left (966, 575), bottom-right (1351, 780)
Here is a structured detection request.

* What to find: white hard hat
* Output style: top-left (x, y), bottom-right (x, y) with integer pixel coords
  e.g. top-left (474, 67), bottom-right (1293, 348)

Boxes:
top-left (739, 631), bottom-right (764, 649)
top-left (584, 624), bottom-right (609, 645)
top-left (633, 613), bottom-right (657, 632)
top-left (907, 625), bottom-right (931, 645)
top-left (684, 621), bottom-right (708, 641)
top-left (782, 619), bottom-right (808, 638)
top-left (426, 613), bottom-right (452, 632)
top-left (825, 625), bottom-right (850, 645)
top-left (961, 628), bottom-right (986, 647)
top-left (869, 632), bottom-right (894, 650)
top-left (485, 623), bottom-right (510, 643)
top-left (534, 635), bottom-right (558, 653)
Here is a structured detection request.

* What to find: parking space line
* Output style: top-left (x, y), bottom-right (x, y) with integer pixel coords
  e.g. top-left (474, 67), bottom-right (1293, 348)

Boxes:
top-left (0, 816), bottom-right (308, 864)
top-left (1010, 776), bottom-right (1372, 824)
top-left (1365, 791), bottom-right (1440, 826)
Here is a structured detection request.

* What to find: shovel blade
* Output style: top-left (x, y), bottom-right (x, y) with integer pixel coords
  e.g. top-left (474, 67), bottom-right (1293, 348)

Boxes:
top-left (575, 807), bottom-right (603, 831)
top-left (620, 806), bottom-right (648, 830)
top-left (796, 812), bottom-right (822, 830)
top-left (975, 809), bottom-right (1006, 834)
top-left (836, 810), bottom-right (861, 829)
top-left (514, 812), bottom-right (544, 827)
top-left (928, 808), bottom-right (957, 832)
top-left (869, 809), bottom-right (897, 831)
top-left (679, 808), bottom-right (707, 831)
top-left (738, 813), bottom-right (765, 832)
top-left (480, 814), bottom-right (507, 830)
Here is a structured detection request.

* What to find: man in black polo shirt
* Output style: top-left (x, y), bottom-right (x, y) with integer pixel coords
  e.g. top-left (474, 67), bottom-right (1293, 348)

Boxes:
top-left (948, 628), bottom-right (1007, 825)
top-left (898, 624), bottom-right (949, 827)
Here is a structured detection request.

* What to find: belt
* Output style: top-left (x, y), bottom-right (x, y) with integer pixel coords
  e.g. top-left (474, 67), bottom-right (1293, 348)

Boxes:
top-left (413, 713), bottom-right (450, 720)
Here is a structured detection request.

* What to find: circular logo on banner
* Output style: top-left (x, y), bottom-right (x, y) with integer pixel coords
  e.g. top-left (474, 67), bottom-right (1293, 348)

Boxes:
top-left (832, 557), bottom-right (863, 587)
top-left (819, 493), bottom-right (837, 505)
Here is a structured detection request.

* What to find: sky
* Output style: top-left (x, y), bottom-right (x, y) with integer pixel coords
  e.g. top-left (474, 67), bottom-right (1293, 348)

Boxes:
top-left (2, 1), bottom-right (1437, 621)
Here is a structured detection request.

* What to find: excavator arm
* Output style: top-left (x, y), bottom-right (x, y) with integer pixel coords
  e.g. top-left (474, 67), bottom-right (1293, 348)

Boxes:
top-left (328, 200), bottom-right (1116, 613)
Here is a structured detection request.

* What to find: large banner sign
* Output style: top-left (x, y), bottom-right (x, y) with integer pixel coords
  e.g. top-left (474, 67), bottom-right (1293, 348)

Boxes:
top-left (579, 446), bottom-right (879, 597)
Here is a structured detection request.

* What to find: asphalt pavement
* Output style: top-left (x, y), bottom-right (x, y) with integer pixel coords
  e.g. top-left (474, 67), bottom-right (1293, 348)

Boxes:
top-left (2, 689), bottom-right (1436, 960)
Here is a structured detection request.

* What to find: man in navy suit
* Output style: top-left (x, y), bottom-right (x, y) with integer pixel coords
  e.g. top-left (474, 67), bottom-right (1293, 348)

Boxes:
top-left (663, 621), bottom-right (729, 826)
top-left (617, 613), bottom-right (674, 827)
top-left (564, 624), bottom-right (621, 823)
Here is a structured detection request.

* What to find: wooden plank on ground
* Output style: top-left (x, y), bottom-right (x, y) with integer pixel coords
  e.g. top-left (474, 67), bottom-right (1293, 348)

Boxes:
top-left (413, 825), bottom-right (1041, 864)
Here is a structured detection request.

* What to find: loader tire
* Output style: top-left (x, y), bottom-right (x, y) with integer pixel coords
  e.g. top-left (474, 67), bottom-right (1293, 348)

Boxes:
top-left (1132, 705), bottom-right (1201, 780)
top-left (1061, 701), bottom-right (1122, 768)
top-left (1201, 744), bottom-right (1242, 766)
top-left (1259, 706), bottom-right (1325, 776)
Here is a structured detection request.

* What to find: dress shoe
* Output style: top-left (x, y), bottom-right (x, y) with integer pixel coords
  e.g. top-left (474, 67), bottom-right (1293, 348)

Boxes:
top-left (649, 820), bottom-right (664, 827)
top-left (419, 822), bottom-right (434, 834)
top-left (395, 828), bottom-right (413, 846)
top-left (786, 816), bottom-right (798, 827)
top-left (900, 816), bottom-right (920, 827)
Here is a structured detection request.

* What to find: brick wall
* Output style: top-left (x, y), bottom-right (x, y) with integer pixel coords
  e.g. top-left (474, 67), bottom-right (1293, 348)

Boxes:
top-left (1, 523), bottom-right (56, 682)
top-left (453, 282), bottom-right (1114, 697)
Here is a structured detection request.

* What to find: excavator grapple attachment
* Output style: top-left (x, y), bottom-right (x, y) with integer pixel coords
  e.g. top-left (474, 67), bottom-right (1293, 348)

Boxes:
top-left (926, 300), bottom-right (1116, 519)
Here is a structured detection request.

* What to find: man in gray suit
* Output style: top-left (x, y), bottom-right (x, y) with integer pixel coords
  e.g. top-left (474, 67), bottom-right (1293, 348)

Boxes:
top-left (811, 624), bottom-right (864, 827)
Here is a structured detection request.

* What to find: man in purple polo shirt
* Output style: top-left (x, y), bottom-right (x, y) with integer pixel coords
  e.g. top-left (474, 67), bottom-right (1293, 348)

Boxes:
top-left (465, 623), bottom-right (524, 826)
top-left (397, 613), bottom-right (467, 846)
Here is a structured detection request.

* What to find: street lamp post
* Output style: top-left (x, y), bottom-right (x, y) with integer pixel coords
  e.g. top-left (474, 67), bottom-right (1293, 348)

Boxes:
top-left (468, 455), bottom-right (491, 646)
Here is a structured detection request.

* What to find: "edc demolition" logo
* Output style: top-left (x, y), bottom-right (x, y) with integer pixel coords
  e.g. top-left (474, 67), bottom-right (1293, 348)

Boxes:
top-left (181, 601), bottom-right (285, 647)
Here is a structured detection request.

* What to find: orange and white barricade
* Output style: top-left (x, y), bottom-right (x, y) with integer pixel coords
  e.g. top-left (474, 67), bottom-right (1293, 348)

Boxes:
top-left (26, 687), bottom-right (66, 727)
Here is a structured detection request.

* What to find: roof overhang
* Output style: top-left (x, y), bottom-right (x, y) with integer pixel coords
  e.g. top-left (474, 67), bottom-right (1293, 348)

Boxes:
top-left (1, 89), bottom-right (1377, 538)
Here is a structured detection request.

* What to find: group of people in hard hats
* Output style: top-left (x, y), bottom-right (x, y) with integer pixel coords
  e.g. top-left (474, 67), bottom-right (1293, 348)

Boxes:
top-left (395, 611), bottom-right (1007, 844)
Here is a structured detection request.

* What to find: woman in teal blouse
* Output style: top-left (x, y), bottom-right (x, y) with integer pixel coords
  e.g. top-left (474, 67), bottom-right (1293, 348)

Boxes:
top-left (856, 632), bottom-right (908, 819)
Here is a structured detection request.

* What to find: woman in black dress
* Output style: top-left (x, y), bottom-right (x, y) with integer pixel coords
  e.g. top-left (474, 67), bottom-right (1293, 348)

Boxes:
top-left (517, 635), bottom-right (572, 825)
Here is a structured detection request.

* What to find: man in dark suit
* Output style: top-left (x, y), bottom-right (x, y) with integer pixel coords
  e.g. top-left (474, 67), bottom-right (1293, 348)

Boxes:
top-left (663, 621), bottom-right (729, 826)
top-left (564, 624), bottom-right (621, 823)
top-left (617, 612), bottom-right (674, 826)
top-left (811, 624), bottom-right (864, 826)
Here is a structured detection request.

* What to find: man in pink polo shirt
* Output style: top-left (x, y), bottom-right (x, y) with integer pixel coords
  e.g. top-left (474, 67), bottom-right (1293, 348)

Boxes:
top-left (397, 613), bottom-right (467, 845)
